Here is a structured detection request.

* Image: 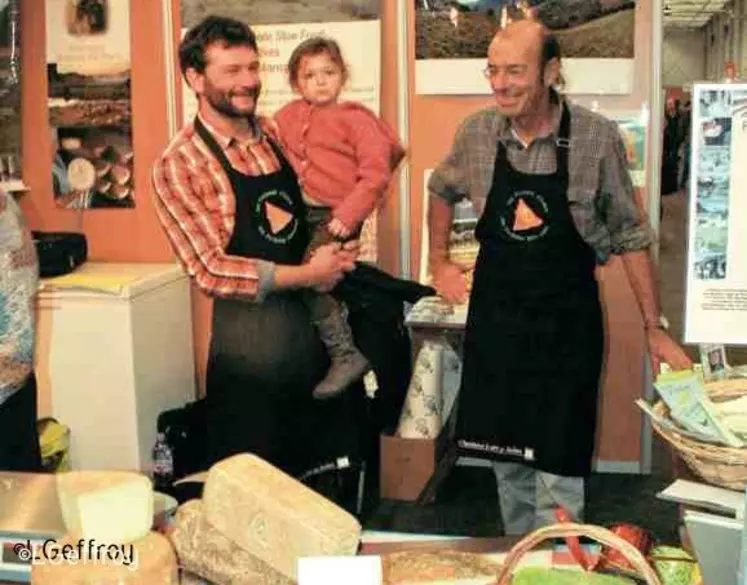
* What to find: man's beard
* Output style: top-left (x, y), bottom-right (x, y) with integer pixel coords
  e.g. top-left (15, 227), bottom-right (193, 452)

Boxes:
top-left (204, 84), bottom-right (261, 119)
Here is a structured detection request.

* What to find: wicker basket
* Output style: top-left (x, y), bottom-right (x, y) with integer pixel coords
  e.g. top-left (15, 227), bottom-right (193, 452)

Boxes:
top-left (494, 523), bottom-right (663, 585)
top-left (650, 377), bottom-right (747, 490)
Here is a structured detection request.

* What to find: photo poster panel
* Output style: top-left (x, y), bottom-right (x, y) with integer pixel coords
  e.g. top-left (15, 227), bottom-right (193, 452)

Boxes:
top-left (414, 0), bottom-right (636, 96)
top-left (0, 0), bottom-right (23, 190)
top-left (46, 0), bottom-right (135, 210)
top-left (179, 1), bottom-right (382, 262)
top-left (684, 83), bottom-right (747, 345)
top-left (608, 110), bottom-right (647, 189)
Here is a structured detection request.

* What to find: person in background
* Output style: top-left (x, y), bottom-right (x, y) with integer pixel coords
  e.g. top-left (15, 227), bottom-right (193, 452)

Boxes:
top-left (0, 189), bottom-right (42, 472)
top-left (273, 36), bottom-right (405, 399)
top-left (151, 16), bottom-right (363, 476)
top-left (678, 100), bottom-right (692, 191)
top-left (427, 16), bottom-right (692, 534)
top-left (661, 97), bottom-right (682, 196)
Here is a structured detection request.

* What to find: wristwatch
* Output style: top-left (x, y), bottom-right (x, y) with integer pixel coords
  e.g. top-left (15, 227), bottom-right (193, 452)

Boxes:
top-left (646, 315), bottom-right (670, 331)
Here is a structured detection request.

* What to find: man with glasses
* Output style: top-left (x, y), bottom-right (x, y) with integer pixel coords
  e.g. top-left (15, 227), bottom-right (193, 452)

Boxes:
top-left (427, 17), bottom-right (691, 534)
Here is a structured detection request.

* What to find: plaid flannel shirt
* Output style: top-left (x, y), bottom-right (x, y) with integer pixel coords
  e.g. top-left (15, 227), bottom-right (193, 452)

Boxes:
top-left (151, 114), bottom-right (283, 302)
top-left (428, 98), bottom-right (654, 264)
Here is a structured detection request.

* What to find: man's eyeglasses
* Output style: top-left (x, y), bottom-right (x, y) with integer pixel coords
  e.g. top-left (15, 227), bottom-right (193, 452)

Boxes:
top-left (482, 65), bottom-right (526, 79)
top-left (483, 66), bottom-right (499, 79)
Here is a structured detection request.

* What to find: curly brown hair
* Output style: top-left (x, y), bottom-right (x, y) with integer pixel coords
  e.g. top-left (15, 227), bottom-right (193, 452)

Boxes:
top-left (287, 37), bottom-right (348, 89)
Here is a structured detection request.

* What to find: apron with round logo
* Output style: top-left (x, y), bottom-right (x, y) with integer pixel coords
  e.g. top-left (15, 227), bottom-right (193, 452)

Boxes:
top-left (455, 104), bottom-right (604, 477)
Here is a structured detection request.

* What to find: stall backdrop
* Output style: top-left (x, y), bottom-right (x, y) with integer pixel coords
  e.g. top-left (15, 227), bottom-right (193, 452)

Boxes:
top-left (19, 0), bottom-right (657, 471)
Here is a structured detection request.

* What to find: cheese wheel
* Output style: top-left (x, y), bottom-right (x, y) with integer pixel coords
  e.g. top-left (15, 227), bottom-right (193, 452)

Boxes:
top-left (110, 164), bottom-right (131, 186)
top-left (61, 137), bottom-right (83, 151)
top-left (169, 499), bottom-right (293, 585)
top-left (56, 470), bottom-right (154, 545)
top-left (110, 184), bottom-right (131, 200)
top-left (67, 158), bottom-right (96, 191)
top-left (31, 531), bottom-right (178, 584)
top-left (202, 454), bottom-right (362, 581)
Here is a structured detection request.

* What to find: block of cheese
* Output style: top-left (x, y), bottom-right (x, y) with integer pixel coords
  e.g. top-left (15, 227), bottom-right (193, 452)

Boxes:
top-left (180, 571), bottom-right (214, 585)
top-left (169, 499), bottom-right (293, 585)
top-left (202, 454), bottom-right (362, 581)
top-left (31, 531), bottom-right (178, 584)
top-left (56, 470), bottom-right (154, 544)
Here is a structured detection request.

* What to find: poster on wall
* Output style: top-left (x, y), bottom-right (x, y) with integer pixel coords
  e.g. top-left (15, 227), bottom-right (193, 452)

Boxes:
top-left (684, 83), bottom-right (747, 345)
top-left (415, 0), bottom-right (636, 96)
top-left (0, 0), bottom-right (23, 191)
top-left (46, 0), bottom-right (135, 209)
top-left (179, 0), bottom-right (382, 261)
top-left (609, 111), bottom-right (647, 188)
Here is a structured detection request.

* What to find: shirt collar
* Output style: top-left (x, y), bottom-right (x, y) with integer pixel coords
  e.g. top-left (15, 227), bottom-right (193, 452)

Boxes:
top-left (495, 91), bottom-right (564, 147)
top-left (196, 112), bottom-right (262, 149)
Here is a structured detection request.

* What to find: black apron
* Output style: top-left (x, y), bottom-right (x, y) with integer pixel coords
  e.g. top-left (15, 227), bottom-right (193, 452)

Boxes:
top-left (196, 118), bottom-right (361, 476)
top-left (455, 104), bottom-right (604, 477)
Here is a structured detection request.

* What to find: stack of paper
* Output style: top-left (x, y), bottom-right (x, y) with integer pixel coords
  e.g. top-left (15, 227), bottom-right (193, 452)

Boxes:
top-left (638, 370), bottom-right (745, 448)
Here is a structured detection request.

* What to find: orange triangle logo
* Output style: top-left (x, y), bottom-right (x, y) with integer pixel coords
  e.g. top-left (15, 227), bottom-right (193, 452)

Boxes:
top-left (512, 198), bottom-right (543, 231)
top-left (264, 201), bottom-right (293, 234)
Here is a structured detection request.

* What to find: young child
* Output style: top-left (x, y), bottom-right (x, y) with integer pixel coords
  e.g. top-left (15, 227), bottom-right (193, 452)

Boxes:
top-left (274, 36), bottom-right (405, 400)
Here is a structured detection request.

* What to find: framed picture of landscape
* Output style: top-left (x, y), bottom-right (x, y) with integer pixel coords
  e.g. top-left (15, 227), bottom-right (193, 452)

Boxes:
top-left (414, 0), bottom-right (636, 95)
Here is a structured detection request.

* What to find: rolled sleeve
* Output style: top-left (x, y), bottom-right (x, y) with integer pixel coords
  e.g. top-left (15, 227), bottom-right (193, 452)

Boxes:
top-left (255, 259), bottom-right (276, 300)
top-left (428, 123), bottom-right (471, 205)
top-left (599, 125), bottom-right (654, 254)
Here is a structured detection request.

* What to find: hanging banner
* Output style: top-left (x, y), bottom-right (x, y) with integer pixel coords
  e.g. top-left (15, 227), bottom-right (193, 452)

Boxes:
top-left (179, 1), bottom-right (382, 261)
top-left (414, 0), bottom-right (636, 96)
top-left (684, 83), bottom-right (747, 344)
top-left (46, 0), bottom-right (135, 209)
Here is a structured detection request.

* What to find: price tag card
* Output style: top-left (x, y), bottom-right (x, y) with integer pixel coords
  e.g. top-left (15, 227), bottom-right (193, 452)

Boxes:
top-left (297, 555), bottom-right (382, 585)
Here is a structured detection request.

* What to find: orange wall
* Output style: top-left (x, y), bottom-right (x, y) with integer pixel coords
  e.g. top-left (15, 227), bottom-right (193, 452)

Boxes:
top-left (21, 1), bottom-right (653, 464)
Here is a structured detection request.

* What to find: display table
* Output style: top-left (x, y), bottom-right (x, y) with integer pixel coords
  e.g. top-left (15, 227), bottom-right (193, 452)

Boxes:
top-left (33, 262), bottom-right (197, 472)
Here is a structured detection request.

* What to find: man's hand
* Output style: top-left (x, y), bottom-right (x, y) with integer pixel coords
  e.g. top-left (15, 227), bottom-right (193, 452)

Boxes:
top-left (432, 261), bottom-right (469, 305)
top-left (340, 239), bottom-right (361, 263)
top-left (327, 217), bottom-right (352, 239)
top-left (307, 242), bottom-right (355, 292)
top-left (647, 327), bottom-right (693, 375)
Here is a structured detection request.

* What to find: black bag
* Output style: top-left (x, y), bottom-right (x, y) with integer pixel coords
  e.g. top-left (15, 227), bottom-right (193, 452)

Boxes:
top-left (32, 231), bottom-right (87, 277)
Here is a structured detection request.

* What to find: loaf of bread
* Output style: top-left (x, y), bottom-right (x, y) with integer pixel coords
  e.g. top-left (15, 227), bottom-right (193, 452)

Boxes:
top-left (382, 550), bottom-right (502, 585)
top-left (202, 454), bottom-right (362, 581)
top-left (169, 499), bottom-right (292, 585)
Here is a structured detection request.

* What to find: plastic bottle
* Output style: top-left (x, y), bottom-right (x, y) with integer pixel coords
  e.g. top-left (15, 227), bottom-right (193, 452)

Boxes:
top-left (151, 432), bottom-right (174, 491)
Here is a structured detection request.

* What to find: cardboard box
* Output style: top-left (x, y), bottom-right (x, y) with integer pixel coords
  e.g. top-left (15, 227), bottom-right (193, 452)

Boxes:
top-left (379, 426), bottom-right (451, 502)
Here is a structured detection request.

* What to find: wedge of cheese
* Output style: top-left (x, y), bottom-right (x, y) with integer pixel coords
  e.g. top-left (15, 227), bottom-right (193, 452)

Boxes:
top-left (169, 499), bottom-right (293, 585)
top-left (31, 531), bottom-right (178, 584)
top-left (56, 470), bottom-right (154, 545)
top-left (202, 454), bottom-right (362, 581)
